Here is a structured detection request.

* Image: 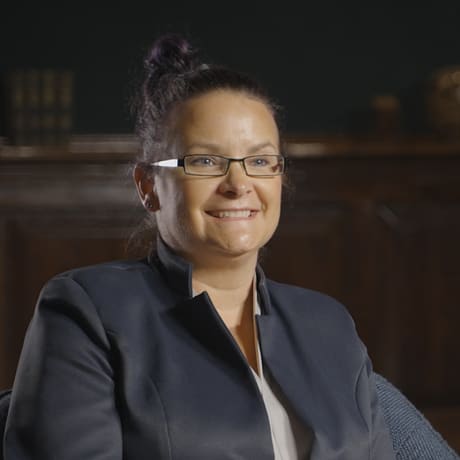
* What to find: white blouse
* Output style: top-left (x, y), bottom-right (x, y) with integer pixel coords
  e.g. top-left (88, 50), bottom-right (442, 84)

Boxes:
top-left (252, 291), bottom-right (313, 460)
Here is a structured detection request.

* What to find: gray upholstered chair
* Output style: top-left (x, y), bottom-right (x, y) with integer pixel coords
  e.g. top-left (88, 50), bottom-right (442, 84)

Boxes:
top-left (375, 373), bottom-right (459, 459)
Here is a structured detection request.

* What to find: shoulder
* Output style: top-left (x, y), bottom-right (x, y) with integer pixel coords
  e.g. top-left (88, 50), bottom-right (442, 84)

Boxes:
top-left (263, 279), bottom-right (364, 356)
top-left (41, 259), bottom-right (148, 292)
top-left (34, 258), bottom-right (171, 336)
top-left (265, 278), bottom-right (354, 325)
top-left (38, 258), bottom-right (164, 310)
top-left (56, 258), bottom-right (152, 280)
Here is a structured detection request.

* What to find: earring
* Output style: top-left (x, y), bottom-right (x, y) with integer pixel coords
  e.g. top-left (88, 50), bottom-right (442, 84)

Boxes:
top-left (145, 200), bottom-right (153, 209)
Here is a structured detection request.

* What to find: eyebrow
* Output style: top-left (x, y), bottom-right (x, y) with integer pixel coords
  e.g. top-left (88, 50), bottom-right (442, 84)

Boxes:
top-left (186, 141), bottom-right (279, 153)
top-left (248, 142), bottom-right (278, 153)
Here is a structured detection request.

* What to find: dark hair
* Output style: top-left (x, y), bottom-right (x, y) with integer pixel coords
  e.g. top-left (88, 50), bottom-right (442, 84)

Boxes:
top-left (127, 33), bottom-right (284, 255)
top-left (132, 33), bottom-right (281, 166)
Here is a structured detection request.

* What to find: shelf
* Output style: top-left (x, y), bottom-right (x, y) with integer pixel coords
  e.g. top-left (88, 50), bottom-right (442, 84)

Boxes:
top-left (2, 134), bottom-right (460, 163)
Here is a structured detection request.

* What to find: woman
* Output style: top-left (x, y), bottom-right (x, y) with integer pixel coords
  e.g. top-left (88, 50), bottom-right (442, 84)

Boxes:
top-left (4, 34), bottom-right (396, 459)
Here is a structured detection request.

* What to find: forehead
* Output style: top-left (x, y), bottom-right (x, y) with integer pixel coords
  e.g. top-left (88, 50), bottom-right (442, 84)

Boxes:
top-left (171, 90), bottom-right (279, 149)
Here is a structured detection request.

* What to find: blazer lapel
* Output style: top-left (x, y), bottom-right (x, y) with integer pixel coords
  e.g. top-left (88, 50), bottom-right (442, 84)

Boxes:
top-left (168, 292), bottom-right (251, 376)
top-left (256, 290), bottom-right (378, 459)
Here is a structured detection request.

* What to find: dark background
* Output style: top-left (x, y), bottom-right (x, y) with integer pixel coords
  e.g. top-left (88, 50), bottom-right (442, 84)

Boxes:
top-left (1, 1), bottom-right (460, 136)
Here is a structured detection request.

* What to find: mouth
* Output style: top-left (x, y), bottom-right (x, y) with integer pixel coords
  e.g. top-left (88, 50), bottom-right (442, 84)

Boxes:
top-left (205, 209), bottom-right (258, 219)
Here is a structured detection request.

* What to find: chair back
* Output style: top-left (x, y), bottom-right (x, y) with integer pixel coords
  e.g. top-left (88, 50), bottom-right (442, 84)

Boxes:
top-left (375, 373), bottom-right (459, 459)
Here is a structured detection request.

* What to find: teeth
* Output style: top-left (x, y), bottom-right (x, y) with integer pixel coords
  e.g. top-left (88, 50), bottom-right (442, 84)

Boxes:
top-left (214, 210), bottom-right (252, 218)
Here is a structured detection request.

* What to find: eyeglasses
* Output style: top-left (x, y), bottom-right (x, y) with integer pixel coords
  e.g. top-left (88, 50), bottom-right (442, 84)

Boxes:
top-left (151, 154), bottom-right (287, 177)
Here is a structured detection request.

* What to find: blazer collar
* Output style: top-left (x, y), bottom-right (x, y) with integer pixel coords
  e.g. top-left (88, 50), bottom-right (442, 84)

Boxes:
top-left (148, 236), bottom-right (272, 314)
top-left (148, 236), bottom-right (193, 298)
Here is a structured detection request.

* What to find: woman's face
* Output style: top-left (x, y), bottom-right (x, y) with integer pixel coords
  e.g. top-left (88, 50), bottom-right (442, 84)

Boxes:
top-left (152, 89), bottom-right (282, 265)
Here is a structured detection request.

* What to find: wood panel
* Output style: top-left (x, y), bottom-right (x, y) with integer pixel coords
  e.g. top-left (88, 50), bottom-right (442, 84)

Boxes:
top-left (371, 202), bottom-right (460, 405)
top-left (263, 203), bottom-right (353, 300)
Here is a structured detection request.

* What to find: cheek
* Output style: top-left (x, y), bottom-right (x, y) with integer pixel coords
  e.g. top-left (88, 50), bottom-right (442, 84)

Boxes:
top-left (157, 175), bottom-right (196, 212)
top-left (167, 182), bottom-right (212, 234)
top-left (262, 181), bottom-right (282, 212)
top-left (156, 179), bottom-right (185, 230)
top-left (181, 180), bottom-right (215, 211)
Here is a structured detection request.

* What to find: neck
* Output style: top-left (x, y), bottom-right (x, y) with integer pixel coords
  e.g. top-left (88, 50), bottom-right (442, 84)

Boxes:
top-left (193, 255), bottom-right (256, 289)
top-left (190, 251), bottom-right (257, 318)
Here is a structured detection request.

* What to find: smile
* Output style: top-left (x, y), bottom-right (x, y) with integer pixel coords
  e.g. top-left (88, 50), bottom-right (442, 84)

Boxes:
top-left (206, 209), bottom-right (257, 219)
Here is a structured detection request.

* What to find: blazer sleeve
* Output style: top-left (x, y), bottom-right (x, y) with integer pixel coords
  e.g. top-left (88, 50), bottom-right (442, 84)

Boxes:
top-left (355, 353), bottom-right (396, 459)
top-left (4, 275), bottom-right (122, 460)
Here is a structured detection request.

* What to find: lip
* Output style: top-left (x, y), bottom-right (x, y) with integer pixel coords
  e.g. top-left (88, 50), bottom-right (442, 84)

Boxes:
top-left (205, 208), bottom-right (259, 219)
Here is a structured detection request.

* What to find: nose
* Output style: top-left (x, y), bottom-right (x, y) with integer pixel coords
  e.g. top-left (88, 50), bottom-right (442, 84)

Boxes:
top-left (217, 160), bottom-right (252, 197)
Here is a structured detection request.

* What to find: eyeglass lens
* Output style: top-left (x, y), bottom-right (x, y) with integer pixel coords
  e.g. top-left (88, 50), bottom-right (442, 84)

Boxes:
top-left (184, 155), bottom-right (284, 176)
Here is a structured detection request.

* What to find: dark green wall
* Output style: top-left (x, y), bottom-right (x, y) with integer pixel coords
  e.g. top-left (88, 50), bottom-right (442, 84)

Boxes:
top-left (1, 2), bottom-right (459, 135)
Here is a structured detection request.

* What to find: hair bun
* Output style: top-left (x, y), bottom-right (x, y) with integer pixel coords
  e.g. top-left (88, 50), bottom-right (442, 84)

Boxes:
top-left (144, 33), bottom-right (198, 76)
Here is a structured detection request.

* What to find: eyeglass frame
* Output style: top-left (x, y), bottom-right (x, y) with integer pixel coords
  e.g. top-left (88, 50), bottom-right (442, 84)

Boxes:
top-left (150, 154), bottom-right (288, 177)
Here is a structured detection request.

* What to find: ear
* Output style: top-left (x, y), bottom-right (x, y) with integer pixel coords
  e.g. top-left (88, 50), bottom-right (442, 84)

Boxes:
top-left (133, 165), bottom-right (160, 211)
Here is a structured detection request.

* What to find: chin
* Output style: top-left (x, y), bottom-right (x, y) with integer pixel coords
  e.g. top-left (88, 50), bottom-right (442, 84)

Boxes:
top-left (211, 236), bottom-right (267, 259)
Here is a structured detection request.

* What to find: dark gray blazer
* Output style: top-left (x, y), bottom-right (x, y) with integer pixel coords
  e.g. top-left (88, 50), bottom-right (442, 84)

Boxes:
top-left (4, 240), bottom-right (395, 459)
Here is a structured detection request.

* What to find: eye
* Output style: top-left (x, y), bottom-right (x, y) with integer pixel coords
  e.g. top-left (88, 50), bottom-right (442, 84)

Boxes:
top-left (246, 156), bottom-right (270, 167)
top-left (188, 155), bottom-right (217, 167)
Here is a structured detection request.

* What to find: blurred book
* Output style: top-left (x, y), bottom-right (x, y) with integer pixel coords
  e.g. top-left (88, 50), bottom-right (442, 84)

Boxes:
top-left (40, 69), bottom-right (58, 145)
top-left (25, 69), bottom-right (40, 144)
top-left (4, 70), bottom-right (26, 145)
top-left (55, 70), bottom-right (74, 144)
top-left (2, 68), bottom-right (74, 146)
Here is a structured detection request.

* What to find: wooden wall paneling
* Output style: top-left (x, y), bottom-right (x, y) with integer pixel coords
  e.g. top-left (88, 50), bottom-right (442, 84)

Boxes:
top-left (3, 210), bottom-right (143, 387)
top-left (0, 219), bottom-right (10, 389)
top-left (360, 203), bottom-right (408, 385)
top-left (0, 162), bottom-right (138, 210)
top-left (263, 203), bottom-right (353, 301)
top-left (373, 202), bottom-right (460, 405)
